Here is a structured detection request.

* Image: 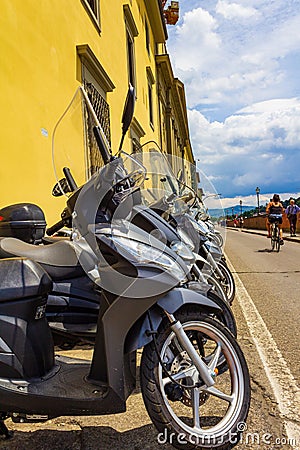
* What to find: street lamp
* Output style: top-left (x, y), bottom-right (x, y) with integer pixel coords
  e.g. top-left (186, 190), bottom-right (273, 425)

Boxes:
top-left (255, 186), bottom-right (260, 215)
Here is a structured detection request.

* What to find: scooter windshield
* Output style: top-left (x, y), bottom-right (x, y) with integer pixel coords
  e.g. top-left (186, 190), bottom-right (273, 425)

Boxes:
top-left (52, 86), bottom-right (146, 200)
top-left (52, 86), bottom-right (108, 197)
top-left (129, 147), bottom-right (196, 214)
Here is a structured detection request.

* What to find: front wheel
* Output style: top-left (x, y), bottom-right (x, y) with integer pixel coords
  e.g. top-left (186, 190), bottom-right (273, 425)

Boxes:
top-left (207, 291), bottom-right (237, 338)
top-left (141, 309), bottom-right (250, 450)
top-left (271, 224), bottom-right (280, 252)
top-left (203, 274), bottom-right (229, 305)
top-left (213, 262), bottom-right (236, 305)
top-left (275, 226), bottom-right (280, 252)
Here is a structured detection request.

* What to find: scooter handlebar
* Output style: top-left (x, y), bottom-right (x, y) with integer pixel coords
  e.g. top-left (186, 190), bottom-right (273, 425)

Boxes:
top-left (46, 219), bottom-right (65, 236)
top-left (177, 192), bottom-right (194, 204)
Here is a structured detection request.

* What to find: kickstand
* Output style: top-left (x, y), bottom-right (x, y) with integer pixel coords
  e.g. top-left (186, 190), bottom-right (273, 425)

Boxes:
top-left (0, 417), bottom-right (13, 440)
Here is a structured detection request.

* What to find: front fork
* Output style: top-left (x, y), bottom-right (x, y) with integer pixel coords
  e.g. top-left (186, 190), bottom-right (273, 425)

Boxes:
top-left (163, 310), bottom-right (215, 388)
top-left (202, 246), bottom-right (225, 280)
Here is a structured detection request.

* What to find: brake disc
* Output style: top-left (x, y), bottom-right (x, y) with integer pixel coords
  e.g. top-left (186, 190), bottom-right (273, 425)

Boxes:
top-left (170, 351), bottom-right (208, 407)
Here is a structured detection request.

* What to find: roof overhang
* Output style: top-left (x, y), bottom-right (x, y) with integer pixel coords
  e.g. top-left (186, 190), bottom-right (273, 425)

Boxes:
top-left (145, 0), bottom-right (168, 43)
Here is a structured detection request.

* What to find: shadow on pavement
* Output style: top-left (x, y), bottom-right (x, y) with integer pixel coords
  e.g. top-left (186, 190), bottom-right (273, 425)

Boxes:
top-left (0, 424), bottom-right (174, 450)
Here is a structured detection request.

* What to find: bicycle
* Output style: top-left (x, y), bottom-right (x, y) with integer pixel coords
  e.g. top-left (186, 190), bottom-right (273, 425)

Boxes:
top-left (268, 214), bottom-right (282, 252)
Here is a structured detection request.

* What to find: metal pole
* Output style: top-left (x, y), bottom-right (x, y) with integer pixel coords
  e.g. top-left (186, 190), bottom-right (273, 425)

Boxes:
top-left (255, 187), bottom-right (260, 215)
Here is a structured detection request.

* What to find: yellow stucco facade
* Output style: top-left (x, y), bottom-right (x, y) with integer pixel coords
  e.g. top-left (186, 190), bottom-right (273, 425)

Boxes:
top-left (0, 0), bottom-right (195, 225)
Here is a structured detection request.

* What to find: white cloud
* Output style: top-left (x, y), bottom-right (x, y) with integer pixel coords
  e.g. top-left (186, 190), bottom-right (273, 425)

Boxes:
top-left (172, 8), bottom-right (222, 71)
top-left (168, 1), bottom-right (300, 117)
top-left (167, 1), bottom-right (300, 197)
top-left (239, 98), bottom-right (300, 114)
top-left (209, 191), bottom-right (300, 211)
top-left (188, 98), bottom-right (300, 196)
top-left (216, 0), bottom-right (258, 20)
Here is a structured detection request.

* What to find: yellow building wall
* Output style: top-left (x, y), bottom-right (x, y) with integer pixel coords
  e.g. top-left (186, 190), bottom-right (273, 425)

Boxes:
top-left (0, 0), bottom-right (162, 225)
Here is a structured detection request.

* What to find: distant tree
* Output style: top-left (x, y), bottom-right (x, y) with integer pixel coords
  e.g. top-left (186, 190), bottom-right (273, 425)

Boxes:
top-left (282, 196), bottom-right (300, 208)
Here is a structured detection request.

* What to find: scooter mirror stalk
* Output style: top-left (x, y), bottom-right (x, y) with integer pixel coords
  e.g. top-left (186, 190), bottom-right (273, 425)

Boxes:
top-left (93, 126), bottom-right (112, 165)
top-left (118, 84), bottom-right (135, 153)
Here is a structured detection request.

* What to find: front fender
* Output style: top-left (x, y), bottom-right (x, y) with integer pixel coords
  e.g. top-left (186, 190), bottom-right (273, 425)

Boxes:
top-left (157, 287), bottom-right (221, 314)
top-left (125, 287), bottom-right (222, 353)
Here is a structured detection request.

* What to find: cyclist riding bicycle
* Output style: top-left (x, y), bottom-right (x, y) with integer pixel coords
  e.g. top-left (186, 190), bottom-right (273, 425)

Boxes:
top-left (266, 194), bottom-right (284, 245)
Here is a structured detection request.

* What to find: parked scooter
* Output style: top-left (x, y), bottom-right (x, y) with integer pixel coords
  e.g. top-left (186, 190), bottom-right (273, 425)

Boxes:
top-left (0, 253), bottom-right (250, 448)
top-left (0, 87), bottom-right (250, 449)
top-left (0, 86), bottom-right (236, 344)
top-left (128, 147), bottom-right (235, 304)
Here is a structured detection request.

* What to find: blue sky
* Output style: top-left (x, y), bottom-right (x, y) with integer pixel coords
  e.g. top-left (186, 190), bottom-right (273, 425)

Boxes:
top-left (166, 0), bottom-right (300, 208)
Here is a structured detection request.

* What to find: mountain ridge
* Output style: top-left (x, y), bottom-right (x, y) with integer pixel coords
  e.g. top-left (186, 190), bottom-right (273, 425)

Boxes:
top-left (208, 205), bottom-right (254, 218)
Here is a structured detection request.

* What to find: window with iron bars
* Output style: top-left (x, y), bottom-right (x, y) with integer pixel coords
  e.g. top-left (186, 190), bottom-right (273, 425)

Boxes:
top-left (83, 81), bottom-right (111, 176)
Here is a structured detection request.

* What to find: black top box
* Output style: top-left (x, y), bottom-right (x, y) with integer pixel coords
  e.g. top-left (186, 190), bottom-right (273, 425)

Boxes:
top-left (0, 203), bottom-right (46, 244)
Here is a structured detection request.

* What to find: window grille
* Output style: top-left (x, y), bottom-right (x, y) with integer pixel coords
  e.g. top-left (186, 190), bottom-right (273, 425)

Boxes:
top-left (83, 81), bottom-right (111, 176)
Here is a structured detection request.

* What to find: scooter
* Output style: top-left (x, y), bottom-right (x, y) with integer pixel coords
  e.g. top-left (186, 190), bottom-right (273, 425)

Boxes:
top-left (0, 154), bottom-right (250, 450)
top-left (0, 257), bottom-right (250, 448)
top-left (0, 86), bottom-right (236, 346)
top-left (127, 147), bottom-right (235, 304)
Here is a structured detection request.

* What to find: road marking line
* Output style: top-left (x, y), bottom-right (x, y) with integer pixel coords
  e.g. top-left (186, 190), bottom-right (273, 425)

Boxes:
top-left (227, 258), bottom-right (300, 449)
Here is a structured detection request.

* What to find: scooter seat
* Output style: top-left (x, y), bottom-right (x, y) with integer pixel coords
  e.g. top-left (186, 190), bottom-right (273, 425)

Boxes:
top-left (0, 238), bottom-right (84, 281)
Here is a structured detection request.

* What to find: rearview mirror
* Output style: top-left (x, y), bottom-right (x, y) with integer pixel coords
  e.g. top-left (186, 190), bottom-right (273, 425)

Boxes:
top-left (118, 84), bottom-right (135, 153)
top-left (122, 84), bottom-right (135, 135)
top-left (52, 178), bottom-right (72, 197)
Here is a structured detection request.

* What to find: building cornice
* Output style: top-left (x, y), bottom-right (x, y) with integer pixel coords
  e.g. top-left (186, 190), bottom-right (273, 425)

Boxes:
top-left (145, 0), bottom-right (168, 43)
top-left (76, 44), bottom-right (115, 92)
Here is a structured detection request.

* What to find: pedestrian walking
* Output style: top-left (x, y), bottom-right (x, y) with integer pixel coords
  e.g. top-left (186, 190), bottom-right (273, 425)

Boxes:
top-left (285, 199), bottom-right (300, 236)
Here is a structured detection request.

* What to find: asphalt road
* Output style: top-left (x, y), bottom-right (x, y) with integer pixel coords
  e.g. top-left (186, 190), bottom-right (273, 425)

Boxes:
top-left (1, 229), bottom-right (300, 450)
top-left (224, 228), bottom-right (300, 449)
top-left (224, 228), bottom-right (300, 385)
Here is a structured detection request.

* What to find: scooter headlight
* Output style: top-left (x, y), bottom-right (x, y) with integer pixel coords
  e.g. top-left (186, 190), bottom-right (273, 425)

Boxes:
top-left (111, 236), bottom-right (187, 281)
top-left (176, 228), bottom-right (195, 250)
top-left (190, 217), bottom-right (209, 235)
top-left (170, 240), bottom-right (195, 262)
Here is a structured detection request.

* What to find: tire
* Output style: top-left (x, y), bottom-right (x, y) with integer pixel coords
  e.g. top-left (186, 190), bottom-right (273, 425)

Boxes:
top-left (213, 261), bottom-right (236, 305)
top-left (206, 291), bottom-right (238, 376)
top-left (141, 309), bottom-right (251, 450)
top-left (275, 227), bottom-right (280, 253)
top-left (271, 226), bottom-right (276, 251)
top-left (203, 274), bottom-right (229, 305)
top-left (211, 232), bottom-right (224, 248)
top-left (209, 234), bottom-right (222, 248)
top-left (207, 291), bottom-right (237, 338)
top-left (271, 225), bottom-right (280, 252)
